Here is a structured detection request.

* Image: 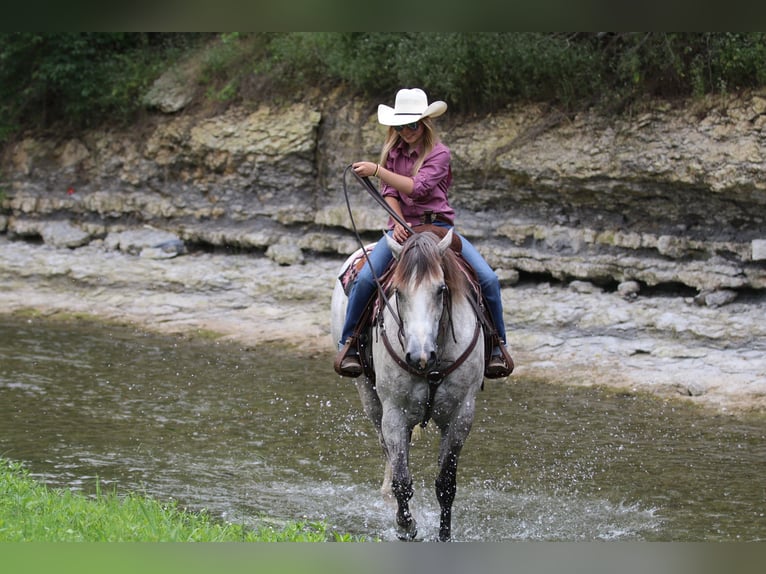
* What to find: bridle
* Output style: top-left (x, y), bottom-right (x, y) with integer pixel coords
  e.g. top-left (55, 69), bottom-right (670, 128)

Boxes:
top-left (378, 287), bottom-right (482, 382)
top-left (377, 280), bottom-right (482, 428)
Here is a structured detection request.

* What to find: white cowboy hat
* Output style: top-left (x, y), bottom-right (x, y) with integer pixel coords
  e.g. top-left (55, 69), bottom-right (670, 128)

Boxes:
top-left (377, 88), bottom-right (447, 126)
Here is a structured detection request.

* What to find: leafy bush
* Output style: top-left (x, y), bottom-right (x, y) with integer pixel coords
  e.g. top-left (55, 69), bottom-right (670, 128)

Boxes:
top-left (2, 32), bottom-right (766, 140)
top-left (0, 33), bottom-right (201, 137)
top-left (590, 32), bottom-right (766, 100)
top-left (199, 32), bottom-right (273, 103)
top-left (264, 32), bottom-right (766, 111)
top-left (264, 32), bottom-right (604, 110)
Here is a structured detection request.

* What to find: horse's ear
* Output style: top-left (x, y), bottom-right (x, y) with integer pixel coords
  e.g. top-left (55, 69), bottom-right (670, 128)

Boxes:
top-left (437, 228), bottom-right (454, 255)
top-left (385, 232), bottom-right (403, 259)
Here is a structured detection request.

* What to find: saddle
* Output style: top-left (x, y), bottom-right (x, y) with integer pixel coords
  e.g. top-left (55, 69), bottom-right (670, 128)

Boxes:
top-left (339, 225), bottom-right (507, 382)
top-left (339, 224), bottom-right (460, 296)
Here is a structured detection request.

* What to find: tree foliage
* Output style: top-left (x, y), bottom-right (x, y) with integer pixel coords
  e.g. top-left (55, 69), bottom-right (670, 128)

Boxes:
top-left (0, 32), bottom-right (200, 138)
top-left (2, 32), bottom-right (766, 141)
top-left (264, 32), bottom-right (766, 111)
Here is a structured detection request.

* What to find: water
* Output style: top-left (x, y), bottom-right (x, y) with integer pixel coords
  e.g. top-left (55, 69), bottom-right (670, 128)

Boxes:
top-left (1, 315), bottom-right (764, 541)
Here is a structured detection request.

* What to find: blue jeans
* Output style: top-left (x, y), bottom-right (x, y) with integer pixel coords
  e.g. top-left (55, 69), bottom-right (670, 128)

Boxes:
top-left (339, 224), bottom-right (507, 347)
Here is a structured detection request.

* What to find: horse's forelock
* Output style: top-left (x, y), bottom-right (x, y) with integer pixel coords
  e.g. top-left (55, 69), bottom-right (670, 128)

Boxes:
top-left (391, 235), bottom-right (441, 289)
top-left (391, 233), bottom-right (468, 298)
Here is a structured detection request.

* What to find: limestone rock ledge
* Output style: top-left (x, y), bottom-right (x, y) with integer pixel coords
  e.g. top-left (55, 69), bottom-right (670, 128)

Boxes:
top-left (2, 91), bottom-right (765, 297)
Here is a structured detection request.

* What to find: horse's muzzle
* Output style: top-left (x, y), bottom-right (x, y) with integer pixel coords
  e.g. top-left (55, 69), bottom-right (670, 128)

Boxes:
top-left (405, 349), bottom-right (437, 372)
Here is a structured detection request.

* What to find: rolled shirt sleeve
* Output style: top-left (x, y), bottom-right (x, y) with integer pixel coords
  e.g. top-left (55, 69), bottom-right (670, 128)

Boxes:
top-left (380, 142), bottom-right (455, 227)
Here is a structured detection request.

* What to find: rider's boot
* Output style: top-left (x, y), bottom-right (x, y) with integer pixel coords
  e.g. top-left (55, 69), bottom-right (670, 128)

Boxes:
top-left (484, 344), bottom-right (514, 379)
top-left (334, 338), bottom-right (363, 378)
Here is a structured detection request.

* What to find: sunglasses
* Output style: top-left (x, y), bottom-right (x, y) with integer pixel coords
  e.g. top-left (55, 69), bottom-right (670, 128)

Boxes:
top-left (393, 121), bottom-right (420, 132)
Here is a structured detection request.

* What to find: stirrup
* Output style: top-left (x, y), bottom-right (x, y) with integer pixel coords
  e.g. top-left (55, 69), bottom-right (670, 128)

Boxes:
top-left (484, 346), bottom-right (514, 379)
top-left (334, 338), bottom-right (363, 378)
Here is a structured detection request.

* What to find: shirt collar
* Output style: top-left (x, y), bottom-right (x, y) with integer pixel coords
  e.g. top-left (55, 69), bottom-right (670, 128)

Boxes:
top-left (391, 139), bottom-right (421, 159)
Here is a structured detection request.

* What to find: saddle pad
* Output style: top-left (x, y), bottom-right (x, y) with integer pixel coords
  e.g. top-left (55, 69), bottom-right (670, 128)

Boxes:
top-left (339, 244), bottom-right (376, 295)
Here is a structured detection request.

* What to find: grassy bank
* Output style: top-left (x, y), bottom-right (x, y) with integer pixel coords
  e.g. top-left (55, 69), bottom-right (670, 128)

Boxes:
top-left (0, 458), bottom-right (363, 542)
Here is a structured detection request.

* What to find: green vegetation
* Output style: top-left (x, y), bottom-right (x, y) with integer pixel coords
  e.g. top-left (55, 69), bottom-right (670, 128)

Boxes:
top-left (2, 32), bottom-right (766, 142)
top-left (261, 32), bottom-right (766, 108)
top-left (0, 458), bottom-right (365, 542)
top-left (0, 32), bottom-right (204, 138)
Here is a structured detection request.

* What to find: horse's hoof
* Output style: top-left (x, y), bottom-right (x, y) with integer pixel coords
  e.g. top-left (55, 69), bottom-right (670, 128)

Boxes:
top-left (396, 521), bottom-right (418, 541)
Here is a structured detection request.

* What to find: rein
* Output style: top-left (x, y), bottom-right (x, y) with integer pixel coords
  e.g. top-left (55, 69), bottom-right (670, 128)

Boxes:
top-left (345, 166), bottom-right (415, 234)
top-left (342, 165), bottom-right (406, 334)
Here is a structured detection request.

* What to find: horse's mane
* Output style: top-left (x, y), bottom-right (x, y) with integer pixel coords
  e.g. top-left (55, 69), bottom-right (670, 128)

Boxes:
top-left (390, 232), bottom-right (469, 299)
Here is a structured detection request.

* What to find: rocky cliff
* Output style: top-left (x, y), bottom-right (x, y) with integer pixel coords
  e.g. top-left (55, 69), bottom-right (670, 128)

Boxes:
top-left (2, 86), bottom-right (766, 301)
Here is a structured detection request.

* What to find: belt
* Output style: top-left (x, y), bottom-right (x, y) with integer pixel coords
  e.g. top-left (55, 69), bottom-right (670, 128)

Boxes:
top-left (419, 211), bottom-right (453, 225)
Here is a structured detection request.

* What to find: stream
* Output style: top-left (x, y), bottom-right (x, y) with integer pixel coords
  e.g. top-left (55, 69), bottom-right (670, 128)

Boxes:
top-left (1, 315), bottom-right (764, 541)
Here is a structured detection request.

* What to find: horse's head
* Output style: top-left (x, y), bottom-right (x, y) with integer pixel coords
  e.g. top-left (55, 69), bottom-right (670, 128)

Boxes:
top-left (385, 229), bottom-right (458, 372)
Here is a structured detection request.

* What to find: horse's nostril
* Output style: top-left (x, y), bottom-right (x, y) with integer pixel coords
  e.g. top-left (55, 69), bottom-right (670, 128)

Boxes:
top-left (406, 351), bottom-right (428, 370)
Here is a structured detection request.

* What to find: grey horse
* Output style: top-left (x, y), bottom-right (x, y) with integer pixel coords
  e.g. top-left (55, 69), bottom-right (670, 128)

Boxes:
top-left (331, 229), bottom-right (485, 541)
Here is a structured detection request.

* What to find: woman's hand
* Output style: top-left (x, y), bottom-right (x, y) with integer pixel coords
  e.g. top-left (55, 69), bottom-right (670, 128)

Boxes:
top-left (392, 224), bottom-right (410, 244)
top-left (352, 161), bottom-right (378, 178)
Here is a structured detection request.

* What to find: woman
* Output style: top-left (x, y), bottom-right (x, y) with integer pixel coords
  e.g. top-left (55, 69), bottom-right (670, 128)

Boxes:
top-left (335, 88), bottom-right (512, 379)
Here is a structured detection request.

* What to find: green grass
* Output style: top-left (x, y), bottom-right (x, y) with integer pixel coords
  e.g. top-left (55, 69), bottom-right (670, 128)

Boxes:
top-left (0, 458), bottom-right (367, 542)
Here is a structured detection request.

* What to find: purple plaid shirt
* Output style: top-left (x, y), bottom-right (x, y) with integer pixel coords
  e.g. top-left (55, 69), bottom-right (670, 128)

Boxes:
top-left (380, 140), bottom-right (455, 229)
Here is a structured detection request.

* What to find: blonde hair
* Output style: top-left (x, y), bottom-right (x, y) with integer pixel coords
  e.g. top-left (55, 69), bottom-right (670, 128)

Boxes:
top-left (378, 117), bottom-right (439, 176)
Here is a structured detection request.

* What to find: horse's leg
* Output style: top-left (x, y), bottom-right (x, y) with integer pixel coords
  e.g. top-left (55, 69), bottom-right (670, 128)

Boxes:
top-left (391, 445), bottom-right (417, 540)
top-left (435, 442), bottom-right (461, 541)
top-left (355, 377), bottom-right (393, 498)
top-left (381, 408), bottom-right (417, 540)
top-left (435, 410), bottom-right (474, 542)
top-left (355, 376), bottom-right (381, 429)
top-left (381, 460), bottom-right (394, 501)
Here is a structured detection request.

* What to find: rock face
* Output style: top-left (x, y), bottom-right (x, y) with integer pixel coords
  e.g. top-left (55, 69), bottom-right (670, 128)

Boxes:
top-left (2, 89), bottom-right (766, 298)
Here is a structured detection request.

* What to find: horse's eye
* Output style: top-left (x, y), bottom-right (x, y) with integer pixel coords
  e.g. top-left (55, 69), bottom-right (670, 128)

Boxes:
top-left (438, 284), bottom-right (448, 295)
